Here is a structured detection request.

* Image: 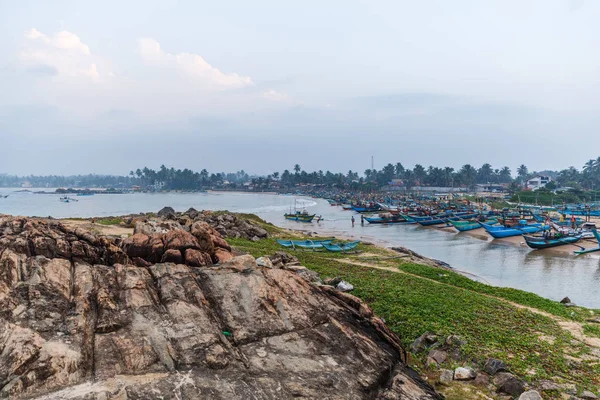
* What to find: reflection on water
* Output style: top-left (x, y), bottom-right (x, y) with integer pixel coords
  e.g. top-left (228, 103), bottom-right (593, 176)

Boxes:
top-left (1, 189), bottom-right (599, 308)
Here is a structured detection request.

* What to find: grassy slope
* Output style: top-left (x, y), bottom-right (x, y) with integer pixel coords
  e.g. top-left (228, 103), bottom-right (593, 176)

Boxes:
top-left (229, 235), bottom-right (600, 397)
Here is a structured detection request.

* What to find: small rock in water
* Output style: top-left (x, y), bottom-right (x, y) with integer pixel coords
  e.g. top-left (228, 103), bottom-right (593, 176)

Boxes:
top-left (581, 391), bottom-right (599, 400)
top-left (518, 390), bottom-right (542, 400)
top-left (453, 367), bottom-right (476, 380)
top-left (483, 358), bottom-right (507, 375)
top-left (439, 369), bottom-right (453, 384)
top-left (336, 281), bottom-right (354, 292)
top-left (560, 296), bottom-right (571, 304)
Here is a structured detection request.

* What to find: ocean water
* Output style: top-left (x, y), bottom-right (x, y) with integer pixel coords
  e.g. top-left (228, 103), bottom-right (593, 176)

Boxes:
top-left (1, 188), bottom-right (599, 308)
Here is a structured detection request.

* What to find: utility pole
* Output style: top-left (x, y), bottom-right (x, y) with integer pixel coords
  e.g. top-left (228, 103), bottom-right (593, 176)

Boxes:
top-left (371, 156), bottom-right (374, 171)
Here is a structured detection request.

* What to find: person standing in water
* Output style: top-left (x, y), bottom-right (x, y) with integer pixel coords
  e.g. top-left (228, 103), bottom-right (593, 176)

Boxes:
top-left (360, 215), bottom-right (364, 225)
top-left (351, 216), bottom-right (355, 227)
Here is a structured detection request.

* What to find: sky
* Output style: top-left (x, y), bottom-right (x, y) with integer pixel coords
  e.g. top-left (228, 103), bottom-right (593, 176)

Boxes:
top-left (0, 0), bottom-right (599, 177)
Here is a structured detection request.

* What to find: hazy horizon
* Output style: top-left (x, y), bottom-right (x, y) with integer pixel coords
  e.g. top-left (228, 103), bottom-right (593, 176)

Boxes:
top-left (2, 0), bottom-right (599, 176)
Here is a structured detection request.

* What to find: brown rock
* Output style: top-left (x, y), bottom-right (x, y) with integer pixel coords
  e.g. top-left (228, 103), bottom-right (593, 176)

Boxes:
top-left (161, 249), bottom-right (183, 264)
top-left (215, 248), bottom-right (234, 264)
top-left (211, 234), bottom-right (231, 251)
top-left (0, 215), bottom-right (441, 400)
top-left (163, 230), bottom-right (200, 251)
top-left (184, 248), bottom-right (213, 267)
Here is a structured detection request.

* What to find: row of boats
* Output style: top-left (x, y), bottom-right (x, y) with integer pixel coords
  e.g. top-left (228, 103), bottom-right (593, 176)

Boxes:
top-left (340, 201), bottom-right (600, 253)
top-left (276, 239), bottom-right (360, 252)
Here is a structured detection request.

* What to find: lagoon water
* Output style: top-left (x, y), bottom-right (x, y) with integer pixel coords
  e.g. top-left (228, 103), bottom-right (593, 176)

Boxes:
top-left (2, 188), bottom-right (599, 308)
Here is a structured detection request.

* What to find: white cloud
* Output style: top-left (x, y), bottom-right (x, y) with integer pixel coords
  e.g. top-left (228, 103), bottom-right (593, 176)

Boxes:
top-left (138, 38), bottom-right (253, 89)
top-left (20, 28), bottom-right (99, 79)
top-left (263, 89), bottom-right (291, 103)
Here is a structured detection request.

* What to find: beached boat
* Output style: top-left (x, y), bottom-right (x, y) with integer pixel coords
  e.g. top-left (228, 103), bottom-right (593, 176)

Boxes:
top-left (284, 211), bottom-right (316, 222)
top-left (479, 221), bottom-right (545, 238)
top-left (449, 218), bottom-right (497, 232)
top-left (351, 205), bottom-right (381, 213)
top-left (364, 215), bottom-right (415, 224)
top-left (341, 205), bottom-right (353, 210)
top-left (415, 212), bottom-right (480, 226)
top-left (322, 241), bottom-right (360, 252)
top-left (523, 233), bottom-right (582, 249)
top-left (276, 239), bottom-right (333, 249)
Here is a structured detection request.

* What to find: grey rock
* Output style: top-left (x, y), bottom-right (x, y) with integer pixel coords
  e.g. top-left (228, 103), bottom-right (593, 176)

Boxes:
top-left (445, 335), bottom-right (466, 347)
top-left (410, 332), bottom-right (438, 353)
top-left (473, 373), bottom-right (490, 387)
top-left (453, 367), bottom-right (476, 380)
top-left (427, 349), bottom-right (447, 365)
top-left (483, 358), bottom-right (507, 375)
top-left (494, 372), bottom-right (525, 396)
top-left (157, 206), bottom-right (176, 218)
top-left (538, 380), bottom-right (560, 391)
top-left (581, 391), bottom-right (598, 400)
top-left (439, 369), bottom-right (453, 384)
top-left (336, 280), bottom-right (354, 292)
top-left (560, 296), bottom-right (571, 303)
top-left (519, 391), bottom-right (542, 400)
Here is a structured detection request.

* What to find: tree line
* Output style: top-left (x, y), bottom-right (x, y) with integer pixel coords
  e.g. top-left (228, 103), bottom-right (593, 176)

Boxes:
top-left (2, 157), bottom-right (600, 191)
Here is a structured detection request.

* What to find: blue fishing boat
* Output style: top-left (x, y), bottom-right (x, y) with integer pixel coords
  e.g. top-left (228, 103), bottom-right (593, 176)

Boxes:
top-left (416, 213), bottom-right (480, 226)
top-left (322, 241), bottom-right (360, 252)
top-left (449, 218), bottom-right (498, 232)
top-left (479, 221), bottom-right (545, 238)
top-left (523, 233), bottom-right (582, 249)
top-left (351, 205), bottom-right (381, 213)
top-left (277, 239), bottom-right (333, 249)
top-left (364, 215), bottom-right (415, 224)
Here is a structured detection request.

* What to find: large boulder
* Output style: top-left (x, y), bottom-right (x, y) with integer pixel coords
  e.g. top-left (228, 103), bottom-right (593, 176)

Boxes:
top-left (0, 216), bottom-right (440, 399)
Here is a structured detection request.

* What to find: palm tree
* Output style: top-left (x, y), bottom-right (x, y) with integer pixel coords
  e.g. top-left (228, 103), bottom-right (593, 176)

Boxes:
top-left (293, 164), bottom-right (301, 174)
top-left (517, 164), bottom-right (528, 184)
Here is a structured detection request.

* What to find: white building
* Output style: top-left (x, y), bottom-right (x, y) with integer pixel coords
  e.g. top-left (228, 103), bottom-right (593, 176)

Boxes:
top-left (527, 175), bottom-right (551, 190)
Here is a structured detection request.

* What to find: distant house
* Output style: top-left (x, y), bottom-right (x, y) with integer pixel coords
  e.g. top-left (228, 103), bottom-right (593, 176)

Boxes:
top-left (527, 175), bottom-right (551, 190)
top-left (151, 181), bottom-right (166, 191)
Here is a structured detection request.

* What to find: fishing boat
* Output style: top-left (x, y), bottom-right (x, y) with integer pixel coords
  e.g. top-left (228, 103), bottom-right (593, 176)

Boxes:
top-left (276, 239), bottom-right (333, 249)
top-left (449, 218), bottom-right (497, 232)
top-left (415, 212), bottom-right (480, 226)
top-left (322, 241), bottom-right (360, 252)
top-left (59, 196), bottom-right (78, 203)
top-left (351, 204), bottom-right (381, 213)
top-left (479, 221), bottom-right (545, 239)
top-left (284, 210), bottom-right (316, 222)
top-left (523, 233), bottom-right (582, 249)
top-left (364, 215), bottom-right (415, 224)
top-left (341, 205), bottom-right (353, 210)
top-left (284, 199), bottom-right (317, 222)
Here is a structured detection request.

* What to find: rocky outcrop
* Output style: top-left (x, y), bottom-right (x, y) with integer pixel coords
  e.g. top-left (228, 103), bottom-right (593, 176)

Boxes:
top-left (0, 216), bottom-right (440, 399)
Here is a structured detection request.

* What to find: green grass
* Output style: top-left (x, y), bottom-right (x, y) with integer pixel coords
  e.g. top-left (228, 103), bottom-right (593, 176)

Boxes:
top-left (583, 324), bottom-right (600, 338)
top-left (228, 236), bottom-right (600, 391)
